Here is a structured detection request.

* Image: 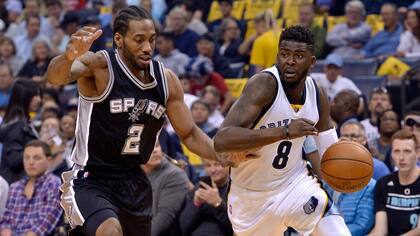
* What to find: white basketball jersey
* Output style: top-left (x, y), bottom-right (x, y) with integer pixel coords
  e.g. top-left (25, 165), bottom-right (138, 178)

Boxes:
top-left (231, 66), bottom-right (320, 191)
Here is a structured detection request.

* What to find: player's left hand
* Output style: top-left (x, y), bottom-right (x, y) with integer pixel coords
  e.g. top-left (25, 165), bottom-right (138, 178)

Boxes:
top-left (198, 180), bottom-right (223, 208)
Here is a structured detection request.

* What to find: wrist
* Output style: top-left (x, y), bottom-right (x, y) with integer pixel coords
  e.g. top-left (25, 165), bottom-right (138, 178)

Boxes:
top-left (212, 197), bottom-right (223, 208)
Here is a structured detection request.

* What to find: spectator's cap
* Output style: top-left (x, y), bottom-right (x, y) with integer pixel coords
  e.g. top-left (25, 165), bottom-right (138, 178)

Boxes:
top-left (60, 11), bottom-right (79, 29)
top-left (325, 53), bottom-right (343, 68)
top-left (217, 0), bottom-right (233, 6)
top-left (186, 55), bottom-right (214, 77)
top-left (405, 116), bottom-right (420, 126)
top-left (6, 0), bottom-right (23, 13)
top-left (82, 15), bottom-right (101, 26)
top-left (198, 33), bottom-right (215, 42)
top-left (410, 1), bottom-right (420, 10)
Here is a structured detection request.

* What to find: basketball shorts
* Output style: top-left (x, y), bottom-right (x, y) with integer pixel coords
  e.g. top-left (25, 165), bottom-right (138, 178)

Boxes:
top-left (228, 170), bottom-right (334, 236)
top-left (60, 166), bottom-right (152, 236)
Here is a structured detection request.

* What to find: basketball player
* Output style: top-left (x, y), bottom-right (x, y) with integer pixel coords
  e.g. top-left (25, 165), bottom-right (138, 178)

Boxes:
top-left (46, 6), bottom-right (218, 236)
top-left (214, 26), bottom-right (351, 235)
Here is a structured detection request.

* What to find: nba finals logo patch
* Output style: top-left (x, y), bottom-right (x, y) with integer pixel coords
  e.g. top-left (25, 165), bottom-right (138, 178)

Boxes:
top-left (303, 196), bottom-right (318, 214)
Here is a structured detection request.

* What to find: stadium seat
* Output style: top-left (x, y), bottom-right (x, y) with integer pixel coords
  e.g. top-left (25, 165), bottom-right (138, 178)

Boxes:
top-left (350, 75), bottom-right (386, 98)
top-left (207, 0), bottom-right (246, 22)
top-left (244, 20), bottom-right (256, 40)
top-left (342, 58), bottom-right (379, 77)
top-left (225, 78), bottom-right (248, 98)
top-left (280, 0), bottom-right (314, 23)
top-left (365, 14), bottom-right (384, 36)
top-left (243, 0), bottom-right (282, 20)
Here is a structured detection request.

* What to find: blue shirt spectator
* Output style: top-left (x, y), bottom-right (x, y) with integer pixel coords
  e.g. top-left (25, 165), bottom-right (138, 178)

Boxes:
top-left (325, 179), bottom-right (376, 236)
top-left (168, 7), bottom-right (200, 57)
top-left (364, 4), bottom-right (403, 58)
top-left (373, 158), bottom-right (391, 180)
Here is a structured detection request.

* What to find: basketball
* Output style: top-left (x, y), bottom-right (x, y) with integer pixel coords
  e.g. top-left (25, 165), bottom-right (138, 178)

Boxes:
top-left (321, 141), bottom-right (373, 193)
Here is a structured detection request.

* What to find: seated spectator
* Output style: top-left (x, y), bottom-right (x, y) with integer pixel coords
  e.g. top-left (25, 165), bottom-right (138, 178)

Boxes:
top-left (250, 10), bottom-right (280, 73)
top-left (196, 33), bottom-right (235, 78)
top-left (361, 88), bottom-right (393, 148)
top-left (0, 64), bottom-right (16, 109)
top-left (0, 79), bottom-right (41, 184)
top-left (215, 18), bottom-right (245, 64)
top-left (201, 85), bottom-right (225, 128)
top-left (179, 158), bottom-right (233, 236)
top-left (167, 7), bottom-right (200, 57)
top-left (154, 32), bottom-right (190, 76)
top-left (364, 3), bottom-right (404, 59)
top-left (191, 100), bottom-right (218, 138)
top-left (55, 11), bottom-right (79, 54)
top-left (82, 15), bottom-right (107, 53)
top-left (186, 55), bottom-right (234, 113)
top-left (299, 3), bottom-right (327, 58)
top-left (0, 140), bottom-right (62, 236)
top-left (373, 109), bottom-right (401, 167)
top-left (141, 142), bottom-right (189, 236)
top-left (60, 114), bottom-right (76, 167)
top-left (311, 54), bottom-right (361, 101)
top-left (330, 89), bottom-right (360, 136)
top-left (0, 37), bottom-right (24, 76)
top-left (402, 111), bottom-right (420, 151)
top-left (368, 130), bottom-right (420, 236)
top-left (208, 0), bottom-right (244, 35)
top-left (18, 39), bottom-right (53, 81)
top-left (326, 0), bottom-right (371, 58)
top-left (397, 9), bottom-right (420, 57)
top-left (179, 74), bottom-right (199, 108)
top-left (0, 176), bottom-right (8, 216)
top-left (340, 121), bottom-right (390, 181)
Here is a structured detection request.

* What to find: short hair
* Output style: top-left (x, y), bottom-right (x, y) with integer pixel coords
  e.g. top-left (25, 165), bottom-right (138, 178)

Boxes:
top-left (279, 25), bottom-right (314, 51)
top-left (0, 63), bottom-right (13, 77)
top-left (217, 0), bottom-right (233, 6)
top-left (113, 6), bottom-right (153, 36)
top-left (26, 15), bottom-right (40, 25)
top-left (0, 37), bottom-right (16, 55)
top-left (25, 140), bottom-right (51, 157)
top-left (191, 100), bottom-right (211, 112)
top-left (391, 130), bottom-right (418, 147)
top-left (381, 3), bottom-right (398, 14)
top-left (340, 120), bottom-right (366, 135)
top-left (378, 109), bottom-right (401, 132)
top-left (345, 0), bottom-right (366, 16)
top-left (370, 87), bottom-right (391, 101)
top-left (337, 89), bottom-right (360, 114)
top-left (157, 32), bottom-right (174, 42)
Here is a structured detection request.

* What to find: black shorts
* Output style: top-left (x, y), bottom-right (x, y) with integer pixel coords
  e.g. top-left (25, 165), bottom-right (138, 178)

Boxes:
top-left (61, 169), bottom-right (152, 236)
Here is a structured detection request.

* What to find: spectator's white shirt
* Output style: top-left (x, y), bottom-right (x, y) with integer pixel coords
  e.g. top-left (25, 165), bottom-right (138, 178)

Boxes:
top-left (13, 33), bottom-right (51, 63)
top-left (361, 118), bottom-right (380, 146)
top-left (166, 93), bottom-right (198, 134)
top-left (311, 73), bottom-right (361, 100)
top-left (397, 30), bottom-right (420, 58)
top-left (208, 109), bottom-right (224, 128)
top-left (0, 176), bottom-right (8, 216)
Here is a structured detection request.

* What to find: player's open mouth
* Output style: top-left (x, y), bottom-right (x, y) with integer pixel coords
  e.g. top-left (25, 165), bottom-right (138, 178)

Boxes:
top-left (284, 69), bottom-right (296, 77)
top-left (138, 57), bottom-right (151, 64)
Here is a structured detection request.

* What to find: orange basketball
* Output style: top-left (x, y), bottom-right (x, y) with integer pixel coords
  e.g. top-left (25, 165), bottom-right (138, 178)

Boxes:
top-left (321, 141), bottom-right (373, 193)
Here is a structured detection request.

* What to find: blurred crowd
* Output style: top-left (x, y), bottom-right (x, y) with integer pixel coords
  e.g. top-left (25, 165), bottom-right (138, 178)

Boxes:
top-left (0, 0), bottom-right (417, 235)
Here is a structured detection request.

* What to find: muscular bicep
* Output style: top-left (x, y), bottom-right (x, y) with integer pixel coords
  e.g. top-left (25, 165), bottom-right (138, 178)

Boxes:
top-left (221, 74), bottom-right (277, 129)
top-left (314, 83), bottom-right (334, 132)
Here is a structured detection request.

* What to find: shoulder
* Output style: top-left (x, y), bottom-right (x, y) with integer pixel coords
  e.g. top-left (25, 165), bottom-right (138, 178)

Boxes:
top-left (377, 172), bottom-right (395, 186)
top-left (44, 173), bottom-right (61, 187)
top-left (9, 179), bottom-right (25, 192)
top-left (360, 22), bottom-right (371, 30)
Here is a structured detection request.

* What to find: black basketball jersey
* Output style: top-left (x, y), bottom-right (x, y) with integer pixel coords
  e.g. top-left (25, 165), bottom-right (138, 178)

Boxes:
top-left (71, 49), bottom-right (168, 176)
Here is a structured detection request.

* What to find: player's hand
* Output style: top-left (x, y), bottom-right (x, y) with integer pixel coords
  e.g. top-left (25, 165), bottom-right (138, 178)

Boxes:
top-left (287, 118), bottom-right (318, 139)
top-left (198, 180), bottom-right (223, 208)
top-left (65, 26), bottom-right (102, 61)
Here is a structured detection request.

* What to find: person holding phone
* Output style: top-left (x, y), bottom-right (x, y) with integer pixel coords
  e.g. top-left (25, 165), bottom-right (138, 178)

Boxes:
top-left (179, 158), bottom-right (233, 236)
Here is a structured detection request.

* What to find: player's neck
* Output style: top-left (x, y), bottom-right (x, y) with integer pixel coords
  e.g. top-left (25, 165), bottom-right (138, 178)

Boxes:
top-left (282, 79), bottom-right (306, 105)
top-left (118, 49), bottom-right (151, 84)
top-left (398, 168), bottom-right (420, 185)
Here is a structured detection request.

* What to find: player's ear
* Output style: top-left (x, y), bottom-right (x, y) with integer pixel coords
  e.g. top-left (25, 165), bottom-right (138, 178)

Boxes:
top-left (114, 33), bottom-right (123, 49)
top-left (310, 55), bottom-right (316, 68)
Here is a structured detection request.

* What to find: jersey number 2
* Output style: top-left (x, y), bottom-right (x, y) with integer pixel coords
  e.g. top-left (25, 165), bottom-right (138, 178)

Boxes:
top-left (272, 141), bottom-right (292, 169)
top-left (122, 125), bottom-right (144, 154)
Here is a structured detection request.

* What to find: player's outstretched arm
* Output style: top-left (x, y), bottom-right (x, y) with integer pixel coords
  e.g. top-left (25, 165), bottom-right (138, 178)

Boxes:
top-left (46, 26), bottom-right (103, 86)
top-left (165, 69), bottom-right (218, 161)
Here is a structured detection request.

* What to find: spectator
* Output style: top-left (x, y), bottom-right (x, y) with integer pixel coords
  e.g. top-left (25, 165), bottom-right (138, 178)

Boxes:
top-left (179, 158), bottom-right (233, 236)
top-left (326, 0), bottom-right (371, 58)
top-left (0, 79), bottom-right (41, 184)
top-left (311, 54), bottom-right (361, 101)
top-left (141, 142), bottom-right (189, 236)
top-left (201, 85), bottom-right (224, 128)
top-left (167, 7), bottom-right (200, 57)
top-left (60, 114), bottom-right (76, 167)
top-left (397, 9), bottom-right (420, 57)
top-left (196, 33), bottom-right (235, 78)
top-left (368, 130), bottom-right (420, 236)
top-left (250, 10), bottom-right (280, 73)
top-left (82, 15), bottom-right (107, 53)
top-left (0, 176), bottom-right (8, 216)
top-left (13, 15), bottom-right (51, 63)
top-left (55, 11), bottom-right (80, 54)
top-left (4, 0), bottom-right (23, 40)
top-left (340, 121), bottom-right (390, 181)
top-left (373, 109), bottom-right (401, 166)
top-left (154, 32), bottom-right (190, 76)
top-left (18, 39), bottom-right (53, 81)
top-left (191, 100), bottom-right (218, 138)
top-left (179, 74), bottom-right (199, 109)
top-left (100, 1), bottom-right (128, 50)
top-left (299, 3), bottom-right (327, 58)
top-left (402, 111), bottom-right (420, 149)
top-left (215, 18), bottom-right (244, 64)
top-left (330, 89), bottom-right (360, 136)
top-left (364, 3), bottom-right (404, 59)
top-left (0, 37), bottom-right (24, 76)
top-left (361, 87), bottom-right (393, 149)
top-left (208, 0), bottom-right (244, 35)
top-left (44, 0), bottom-right (64, 42)
top-left (0, 64), bottom-right (15, 109)
top-left (0, 140), bottom-right (62, 236)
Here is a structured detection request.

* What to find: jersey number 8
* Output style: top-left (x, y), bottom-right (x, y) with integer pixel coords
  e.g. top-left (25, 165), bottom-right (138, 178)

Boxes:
top-left (272, 141), bottom-right (292, 169)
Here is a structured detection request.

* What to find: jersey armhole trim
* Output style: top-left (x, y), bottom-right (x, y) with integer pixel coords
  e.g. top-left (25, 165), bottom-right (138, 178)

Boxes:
top-left (79, 50), bottom-right (115, 103)
top-left (311, 77), bottom-right (322, 119)
top-left (157, 61), bottom-right (169, 105)
top-left (250, 71), bottom-right (278, 129)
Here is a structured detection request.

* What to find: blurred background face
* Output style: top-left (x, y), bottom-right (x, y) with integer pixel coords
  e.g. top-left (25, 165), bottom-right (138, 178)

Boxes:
top-left (169, 11), bottom-right (187, 33)
top-left (144, 143), bottom-right (163, 169)
top-left (203, 159), bottom-right (229, 185)
top-left (180, 78), bottom-right (191, 93)
top-left (140, 0), bottom-right (152, 13)
top-left (219, 1), bottom-right (232, 17)
top-left (330, 95), bottom-right (346, 122)
top-left (392, 139), bottom-right (417, 172)
top-left (60, 115), bottom-right (75, 139)
top-left (379, 111), bottom-right (400, 135)
top-left (346, 6), bottom-right (362, 26)
top-left (156, 36), bottom-right (172, 56)
top-left (27, 17), bottom-right (40, 38)
top-left (202, 90), bottom-right (220, 112)
top-left (381, 5), bottom-right (398, 28)
top-left (223, 20), bottom-right (239, 40)
top-left (340, 124), bottom-right (367, 146)
top-left (29, 94), bottom-right (41, 113)
top-left (197, 40), bottom-right (214, 57)
top-left (41, 117), bottom-right (60, 135)
top-left (0, 65), bottom-right (14, 90)
top-left (47, 2), bottom-right (62, 19)
top-left (299, 5), bottom-right (314, 27)
top-left (33, 41), bottom-right (49, 60)
top-left (0, 40), bottom-right (14, 57)
top-left (254, 20), bottom-right (268, 35)
top-left (369, 91), bottom-right (392, 116)
top-left (23, 146), bottom-right (50, 178)
top-left (191, 103), bottom-right (210, 125)
top-left (406, 10), bottom-right (419, 29)
top-left (25, 0), bottom-right (39, 17)
top-left (324, 64), bottom-right (341, 82)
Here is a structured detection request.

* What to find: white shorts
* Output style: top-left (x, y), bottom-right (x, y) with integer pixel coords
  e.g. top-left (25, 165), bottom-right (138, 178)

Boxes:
top-left (228, 172), bottom-right (329, 236)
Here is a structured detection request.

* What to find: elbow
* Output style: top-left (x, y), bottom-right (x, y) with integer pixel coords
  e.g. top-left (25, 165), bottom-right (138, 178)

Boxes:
top-left (213, 131), bottom-right (228, 153)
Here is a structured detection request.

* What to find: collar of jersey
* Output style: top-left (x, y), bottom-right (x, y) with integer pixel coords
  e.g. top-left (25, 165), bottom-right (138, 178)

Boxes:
top-left (115, 50), bottom-right (157, 90)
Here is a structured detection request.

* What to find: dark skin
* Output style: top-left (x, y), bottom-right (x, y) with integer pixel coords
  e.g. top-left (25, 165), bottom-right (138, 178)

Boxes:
top-left (214, 40), bottom-right (333, 156)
